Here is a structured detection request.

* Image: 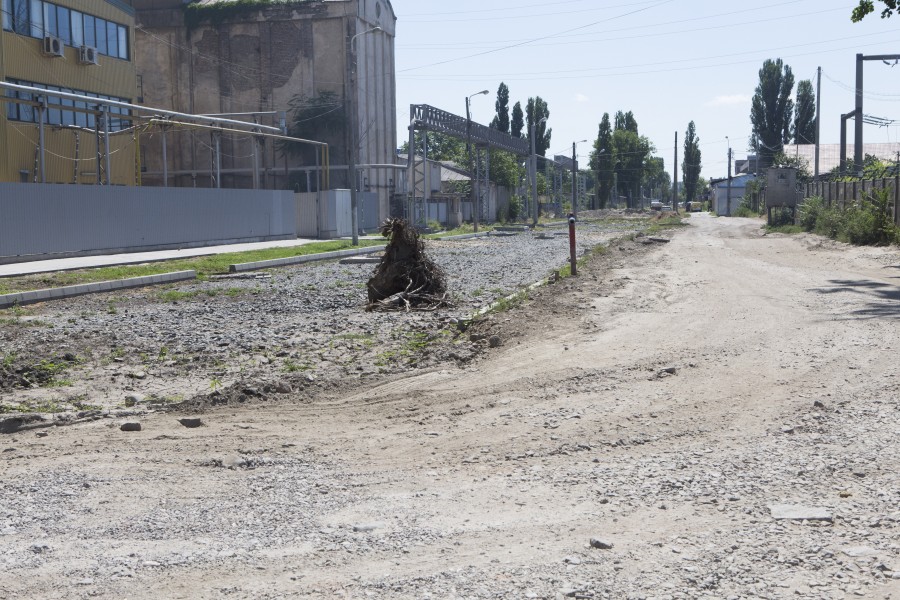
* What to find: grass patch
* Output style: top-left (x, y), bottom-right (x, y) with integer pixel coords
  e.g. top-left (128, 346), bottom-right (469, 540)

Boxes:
top-left (645, 214), bottom-right (688, 235)
top-left (488, 288), bottom-right (529, 315)
top-left (425, 223), bottom-right (494, 238)
top-left (0, 240), bottom-right (383, 295)
top-left (767, 224), bottom-right (804, 234)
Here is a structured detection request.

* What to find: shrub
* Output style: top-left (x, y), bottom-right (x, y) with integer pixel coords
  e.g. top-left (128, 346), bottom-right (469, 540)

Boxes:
top-left (799, 196), bottom-right (824, 231)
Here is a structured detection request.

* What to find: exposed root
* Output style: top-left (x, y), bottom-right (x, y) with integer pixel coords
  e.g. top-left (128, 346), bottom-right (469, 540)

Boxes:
top-left (366, 219), bottom-right (450, 312)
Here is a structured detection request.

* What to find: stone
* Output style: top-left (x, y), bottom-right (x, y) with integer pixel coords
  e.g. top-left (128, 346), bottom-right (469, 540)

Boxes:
top-left (488, 335), bottom-right (501, 348)
top-left (29, 543), bottom-right (50, 553)
top-left (352, 524), bottom-right (379, 532)
top-left (275, 381), bottom-right (293, 394)
top-left (564, 556), bottom-right (582, 565)
top-left (842, 546), bottom-right (877, 558)
top-left (813, 400), bottom-right (826, 409)
top-left (124, 394), bottom-right (145, 407)
top-left (220, 455), bottom-right (247, 469)
top-left (178, 418), bottom-right (204, 428)
top-left (589, 538), bottom-right (614, 550)
top-left (769, 504), bottom-right (833, 522)
top-left (120, 422), bottom-right (142, 432)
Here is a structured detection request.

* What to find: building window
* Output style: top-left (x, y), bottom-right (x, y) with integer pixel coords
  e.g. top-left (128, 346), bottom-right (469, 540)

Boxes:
top-left (3, 1), bottom-right (129, 60)
top-left (12, 0), bottom-right (28, 35)
top-left (5, 79), bottom-right (131, 131)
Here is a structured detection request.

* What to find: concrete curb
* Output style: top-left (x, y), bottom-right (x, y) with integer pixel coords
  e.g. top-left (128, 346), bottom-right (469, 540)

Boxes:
top-left (434, 232), bottom-right (492, 241)
top-left (229, 245), bottom-right (387, 273)
top-left (471, 277), bottom-right (551, 319)
top-left (0, 270), bottom-right (197, 309)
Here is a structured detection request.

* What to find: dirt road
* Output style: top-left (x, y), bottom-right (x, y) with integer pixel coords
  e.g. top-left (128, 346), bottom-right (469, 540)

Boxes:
top-left (2, 214), bottom-right (899, 599)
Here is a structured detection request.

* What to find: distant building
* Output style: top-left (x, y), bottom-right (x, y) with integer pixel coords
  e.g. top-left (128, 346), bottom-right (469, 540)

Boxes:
top-left (133, 0), bottom-right (398, 219)
top-left (710, 174), bottom-right (756, 216)
top-left (738, 144), bottom-right (900, 176)
top-left (0, 0), bottom-right (139, 184)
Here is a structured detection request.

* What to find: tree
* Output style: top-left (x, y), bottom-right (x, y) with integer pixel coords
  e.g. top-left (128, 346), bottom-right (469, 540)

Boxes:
top-left (852, 0), bottom-right (898, 21)
top-left (612, 129), bottom-right (652, 208)
top-left (750, 58), bottom-right (795, 170)
top-left (682, 121), bottom-right (702, 204)
top-left (525, 97), bottom-right (551, 156)
top-left (644, 156), bottom-right (671, 202)
top-left (590, 113), bottom-right (614, 208)
top-left (280, 92), bottom-right (345, 189)
top-left (608, 110), bottom-right (652, 208)
top-left (490, 83), bottom-right (510, 134)
top-left (793, 79), bottom-right (816, 145)
top-left (399, 132), bottom-right (465, 164)
top-left (511, 102), bottom-right (525, 138)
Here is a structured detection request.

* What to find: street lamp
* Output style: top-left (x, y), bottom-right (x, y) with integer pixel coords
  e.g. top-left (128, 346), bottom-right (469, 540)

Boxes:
top-left (530, 116), bottom-right (547, 227)
top-left (571, 139), bottom-right (587, 218)
top-left (466, 89), bottom-right (489, 232)
top-left (346, 25), bottom-right (382, 245)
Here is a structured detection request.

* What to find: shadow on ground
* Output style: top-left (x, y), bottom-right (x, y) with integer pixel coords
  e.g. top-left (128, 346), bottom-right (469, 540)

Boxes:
top-left (814, 278), bottom-right (900, 319)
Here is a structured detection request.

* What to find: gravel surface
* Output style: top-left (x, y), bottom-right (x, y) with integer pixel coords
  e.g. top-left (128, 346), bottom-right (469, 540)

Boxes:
top-left (0, 218), bottom-right (642, 414)
top-left (4, 214), bottom-right (896, 599)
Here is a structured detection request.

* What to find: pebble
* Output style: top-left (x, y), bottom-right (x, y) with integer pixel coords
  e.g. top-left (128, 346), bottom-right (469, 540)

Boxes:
top-left (589, 538), bottom-right (614, 550)
top-left (119, 422), bottom-right (142, 432)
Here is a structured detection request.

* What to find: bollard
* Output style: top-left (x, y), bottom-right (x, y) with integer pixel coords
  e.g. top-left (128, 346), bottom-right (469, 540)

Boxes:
top-left (568, 213), bottom-right (577, 277)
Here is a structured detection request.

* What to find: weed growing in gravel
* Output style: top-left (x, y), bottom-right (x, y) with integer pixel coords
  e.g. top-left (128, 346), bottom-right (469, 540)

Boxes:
top-left (283, 360), bottom-right (312, 373)
top-left (488, 289), bottom-right (529, 315)
top-left (0, 316), bottom-right (51, 328)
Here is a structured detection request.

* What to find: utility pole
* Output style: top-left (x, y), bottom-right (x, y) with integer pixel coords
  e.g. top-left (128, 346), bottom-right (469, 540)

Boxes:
top-left (727, 146), bottom-right (733, 217)
top-left (855, 53), bottom-right (900, 175)
top-left (466, 89), bottom-right (489, 232)
top-left (572, 141), bottom-right (578, 219)
top-left (345, 21), bottom-right (358, 245)
top-left (815, 66), bottom-right (821, 181)
top-left (673, 131), bottom-right (678, 214)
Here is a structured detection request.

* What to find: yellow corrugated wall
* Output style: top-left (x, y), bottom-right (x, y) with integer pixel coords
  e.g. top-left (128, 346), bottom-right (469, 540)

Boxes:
top-left (0, 0), bottom-right (138, 184)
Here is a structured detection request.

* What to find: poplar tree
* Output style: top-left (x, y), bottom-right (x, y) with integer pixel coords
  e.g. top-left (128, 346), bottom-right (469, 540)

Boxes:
top-left (490, 83), bottom-right (510, 134)
top-left (793, 79), bottom-right (817, 145)
top-left (750, 58), bottom-right (795, 169)
top-left (682, 121), bottom-right (702, 204)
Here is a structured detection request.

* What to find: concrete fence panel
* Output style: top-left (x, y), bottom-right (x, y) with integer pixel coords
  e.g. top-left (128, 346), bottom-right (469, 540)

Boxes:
top-left (0, 183), bottom-right (296, 262)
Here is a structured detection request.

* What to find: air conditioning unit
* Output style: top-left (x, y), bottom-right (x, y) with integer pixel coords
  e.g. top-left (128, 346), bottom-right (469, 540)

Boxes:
top-left (42, 35), bottom-right (65, 58)
top-left (78, 46), bottom-right (99, 65)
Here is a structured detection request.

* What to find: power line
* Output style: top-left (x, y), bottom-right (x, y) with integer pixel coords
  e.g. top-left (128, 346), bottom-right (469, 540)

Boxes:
top-left (400, 38), bottom-right (900, 82)
top-left (398, 0), bottom-right (674, 73)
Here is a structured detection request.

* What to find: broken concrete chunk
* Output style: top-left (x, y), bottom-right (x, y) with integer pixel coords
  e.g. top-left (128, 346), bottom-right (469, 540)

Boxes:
top-left (769, 504), bottom-right (833, 522)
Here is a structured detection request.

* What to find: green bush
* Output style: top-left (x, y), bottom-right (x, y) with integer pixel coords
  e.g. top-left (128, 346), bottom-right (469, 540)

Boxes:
top-left (800, 189), bottom-right (898, 246)
top-left (769, 207), bottom-right (795, 227)
top-left (733, 206), bottom-right (757, 218)
top-left (799, 196), bottom-right (824, 231)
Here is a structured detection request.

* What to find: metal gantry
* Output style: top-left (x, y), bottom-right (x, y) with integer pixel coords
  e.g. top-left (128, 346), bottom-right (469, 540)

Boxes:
top-left (408, 104), bottom-right (531, 227)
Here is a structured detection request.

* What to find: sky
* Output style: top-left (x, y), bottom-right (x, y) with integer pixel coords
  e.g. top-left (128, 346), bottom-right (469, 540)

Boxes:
top-left (388, 0), bottom-right (900, 181)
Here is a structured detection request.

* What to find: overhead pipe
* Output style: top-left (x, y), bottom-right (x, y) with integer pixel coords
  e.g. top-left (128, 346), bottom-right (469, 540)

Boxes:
top-left (0, 81), bottom-right (283, 134)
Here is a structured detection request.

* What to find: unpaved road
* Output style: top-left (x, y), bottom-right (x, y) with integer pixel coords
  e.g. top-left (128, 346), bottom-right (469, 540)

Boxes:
top-left (2, 213), bottom-right (899, 599)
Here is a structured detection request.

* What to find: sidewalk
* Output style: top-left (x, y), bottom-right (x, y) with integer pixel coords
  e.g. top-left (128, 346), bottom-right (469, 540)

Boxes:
top-left (0, 236), bottom-right (384, 278)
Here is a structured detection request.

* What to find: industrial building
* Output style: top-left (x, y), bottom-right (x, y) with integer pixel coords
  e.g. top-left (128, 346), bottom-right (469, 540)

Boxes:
top-left (0, 0), bottom-right (139, 184)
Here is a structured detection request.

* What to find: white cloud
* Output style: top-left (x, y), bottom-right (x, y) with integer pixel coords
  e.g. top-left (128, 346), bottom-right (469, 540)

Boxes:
top-left (705, 94), bottom-right (750, 107)
top-left (575, 93), bottom-right (589, 103)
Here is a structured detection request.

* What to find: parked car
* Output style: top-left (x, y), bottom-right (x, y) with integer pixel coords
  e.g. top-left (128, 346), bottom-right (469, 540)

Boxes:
top-left (650, 200), bottom-right (663, 210)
